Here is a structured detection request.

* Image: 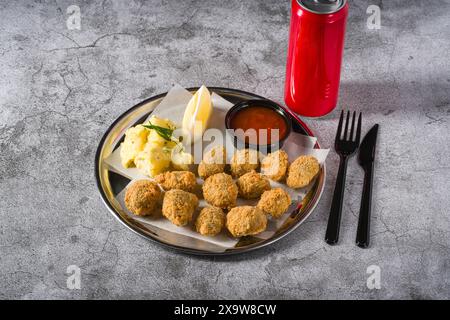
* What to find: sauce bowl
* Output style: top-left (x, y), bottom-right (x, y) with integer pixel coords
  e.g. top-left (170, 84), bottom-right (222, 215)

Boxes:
top-left (225, 99), bottom-right (292, 154)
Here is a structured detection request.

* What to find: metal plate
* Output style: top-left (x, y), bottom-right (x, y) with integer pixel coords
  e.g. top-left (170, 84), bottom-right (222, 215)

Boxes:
top-left (95, 87), bottom-right (326, 255)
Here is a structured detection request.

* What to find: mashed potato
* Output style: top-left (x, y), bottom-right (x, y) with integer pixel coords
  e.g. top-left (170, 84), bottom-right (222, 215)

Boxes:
top-left (120, 125), bottom-right (149, 168)
top-left (134, 142), bottom-right (172, 177)
top-left (120, 116), bottom-right (193, 177)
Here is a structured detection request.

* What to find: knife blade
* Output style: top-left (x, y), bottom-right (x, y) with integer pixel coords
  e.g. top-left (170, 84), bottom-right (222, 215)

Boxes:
top-left (356, 124), bottom-right (379, 248)
top-left (358, 124), bottom-right (379, 167)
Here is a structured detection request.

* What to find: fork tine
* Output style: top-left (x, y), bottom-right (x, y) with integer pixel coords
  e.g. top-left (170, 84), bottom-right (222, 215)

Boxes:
top-left (343, 111), bottom-right (350, 140)
top-left (335, 110), bottom-right (344, 143)
top-left (355, 112), bottom-right (362, 144)
top-left (349, 111), bottom-right (356, 141)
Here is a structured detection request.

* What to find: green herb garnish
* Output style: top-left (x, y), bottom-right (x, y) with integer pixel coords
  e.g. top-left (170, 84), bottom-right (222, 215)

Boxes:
top-left (142, 121), bottom-right (174, 141)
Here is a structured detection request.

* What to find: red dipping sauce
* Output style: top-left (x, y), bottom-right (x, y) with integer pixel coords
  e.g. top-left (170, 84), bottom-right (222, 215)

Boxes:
top-left (229, 106), bottom-right (288, 144)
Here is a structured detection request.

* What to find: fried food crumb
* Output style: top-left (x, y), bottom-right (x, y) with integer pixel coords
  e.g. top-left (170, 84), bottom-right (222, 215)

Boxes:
top-left (195, 206), bottom-right (225, 236)
top-left (257, 188), bottom-right (292, 219)
top-left (237, 170), bottom-right (271, 199)
top-left (226, 206), bottom-right (267, 237)
top-left (162, 189), bottom-right (199, 226)
top-left (155, 170), bottom-right (197, 192)
top-left (124, 180), bottom-right (162, 216)
top-left (202, 173), bottom-right (238, 209)
top-left (286, 155), bottom-right (320, 188)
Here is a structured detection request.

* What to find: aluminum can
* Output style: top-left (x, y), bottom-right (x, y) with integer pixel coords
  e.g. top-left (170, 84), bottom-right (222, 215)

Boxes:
top-left (284, 0), bottom-right (348, 117)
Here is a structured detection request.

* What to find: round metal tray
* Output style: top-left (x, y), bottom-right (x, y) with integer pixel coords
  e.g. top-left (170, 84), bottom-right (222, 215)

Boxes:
top-left (95, 87), bottom-right (326, 255)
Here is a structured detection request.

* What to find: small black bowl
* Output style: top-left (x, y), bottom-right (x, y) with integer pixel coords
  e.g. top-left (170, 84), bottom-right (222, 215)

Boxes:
top-left (225, 99), bottom-right (292, 154)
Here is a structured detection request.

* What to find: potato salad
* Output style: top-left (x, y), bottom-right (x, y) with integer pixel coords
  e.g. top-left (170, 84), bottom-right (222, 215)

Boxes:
top-left (120, 115), bottom-right (193, 177)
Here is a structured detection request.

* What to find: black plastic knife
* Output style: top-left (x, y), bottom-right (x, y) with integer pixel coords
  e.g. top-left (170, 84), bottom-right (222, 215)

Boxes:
top-left (356, 124), bottom-right (379, 248)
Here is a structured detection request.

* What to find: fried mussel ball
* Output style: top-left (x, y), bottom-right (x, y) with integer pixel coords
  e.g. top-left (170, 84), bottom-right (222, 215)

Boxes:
top-left (124, 180), bottom-right (162, 216)
top-left (155, 170), bottom-right (197, 192)
top-left (236, 170), bottom-right (271, 199)
top-left (195, 206), bottom-right (225, 236)
top-left (257, 188), bottom-right (292, 219)
top-left (162, 189), bottom-right (199, 226)
top-left (286, 155), bottom-right (320, 188)
top-left (202, 173), bottom-right (238, 209)
top-left (226, 206), bottom-right (267, 237)
top-left (198, 145), bottom-right (227, 179)
top-left (230, 148), bottom-right (260, 178)
top-left (260, 149), bottom-right (289, 181)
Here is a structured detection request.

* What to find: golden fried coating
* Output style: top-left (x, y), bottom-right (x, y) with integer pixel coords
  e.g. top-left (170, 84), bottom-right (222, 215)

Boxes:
top-left (257, 188), bottom-right (292, 219)
top-left (198, 163), bottom-right (224, 180)
top-left (195, 206), bottom-right (225, 236)
top-left (162, 189), bottom-right (199, 226)
top-left (286, 155), bottom-right (320, 188)
top-left (198, 145), bottom-right (227, 179)
top-left (202, 173), bottom-right (238, 209)
top-left (226, 206), bottom-right (267, 237)
top-left (230, 149), bottom-right (260, 178)
top-left (124, 180), bottom-right (162, 216)
top-left (260, 149), bottom-right (289, 181)
top-left (237, 170), bottom-right (271, 199)
top-left (155, 170), bottom-right (197, 192)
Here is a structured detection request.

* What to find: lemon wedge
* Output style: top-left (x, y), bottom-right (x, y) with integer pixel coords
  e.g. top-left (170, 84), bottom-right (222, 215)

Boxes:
top-left (182, 85), bottom-right (212, 144)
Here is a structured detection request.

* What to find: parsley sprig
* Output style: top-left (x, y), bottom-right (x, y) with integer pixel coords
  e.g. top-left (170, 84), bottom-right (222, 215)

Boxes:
top-left (142, 121), bottom-right (174, 141)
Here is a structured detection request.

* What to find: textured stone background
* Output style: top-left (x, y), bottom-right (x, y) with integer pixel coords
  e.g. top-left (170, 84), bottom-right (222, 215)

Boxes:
top-left (0, 0), bottom-right (449, 299)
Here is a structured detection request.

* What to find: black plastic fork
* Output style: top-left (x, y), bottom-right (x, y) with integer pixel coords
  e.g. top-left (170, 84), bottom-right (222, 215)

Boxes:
top-left (325, 110), bottom-right (362, 245)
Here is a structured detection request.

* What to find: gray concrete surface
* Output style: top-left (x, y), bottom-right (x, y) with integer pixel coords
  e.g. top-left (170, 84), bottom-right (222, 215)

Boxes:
top-left (0, 0), bottom-right (449, 299)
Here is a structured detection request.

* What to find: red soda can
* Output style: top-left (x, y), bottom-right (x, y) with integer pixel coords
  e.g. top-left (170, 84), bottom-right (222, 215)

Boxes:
top-left (284, 0), bottom-right (348, 117)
